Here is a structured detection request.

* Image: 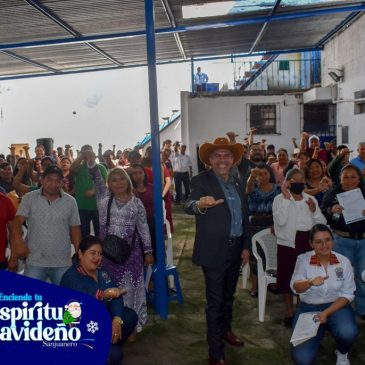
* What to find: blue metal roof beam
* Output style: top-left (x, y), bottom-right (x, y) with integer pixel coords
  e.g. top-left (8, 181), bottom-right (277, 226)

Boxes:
top-left (314, 9), bottom-right (363, 48)
top-left (249, 0), bottom-right (282, 54)
top-left (0, 50), bottom-right (60, 73)
top-left (1, 4), bottom-right (365, 51)
top-left (160, 0), bottom-right (187, 59)
top-left (25, 0), bottom-right (124, 67)
top-left (0, 46), bottom-right (321, 81)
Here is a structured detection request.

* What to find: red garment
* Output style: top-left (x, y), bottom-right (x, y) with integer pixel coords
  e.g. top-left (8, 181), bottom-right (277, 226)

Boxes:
top-left (144, 166), bottom-right (174, 233)
top-left (276, 230), bottom-right (311, 294)
top-left (306, 148), bottom-right (329, 164)
top-left (0, 193), bottom-right (16, 262)
top-left (135, 184), bottom-right (154, 219)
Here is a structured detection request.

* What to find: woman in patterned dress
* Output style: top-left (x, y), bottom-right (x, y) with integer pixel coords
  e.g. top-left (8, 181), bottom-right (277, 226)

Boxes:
top-left (85, 151), bottom-right (153, 330)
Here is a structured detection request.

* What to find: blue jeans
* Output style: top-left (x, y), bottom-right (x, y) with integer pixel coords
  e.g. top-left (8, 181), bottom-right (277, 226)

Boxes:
top-left (291, 302), bottom-right (358, 365)
top-left (24, 265), bottom-right (69, 285)
top-left (333, 233), bottom-right (365, 316)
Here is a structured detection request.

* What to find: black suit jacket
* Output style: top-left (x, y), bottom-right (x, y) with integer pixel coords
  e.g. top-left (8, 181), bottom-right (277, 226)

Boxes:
top-left (185, 169), bottom-right (250, 268)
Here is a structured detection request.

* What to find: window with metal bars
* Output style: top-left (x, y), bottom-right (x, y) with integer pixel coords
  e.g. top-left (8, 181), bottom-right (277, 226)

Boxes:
top-left (249, 104), bottom-right (277, 134)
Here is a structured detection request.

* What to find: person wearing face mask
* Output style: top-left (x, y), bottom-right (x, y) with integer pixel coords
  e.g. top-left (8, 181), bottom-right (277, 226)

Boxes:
top-left (273, 169), bottom-right (326, 327)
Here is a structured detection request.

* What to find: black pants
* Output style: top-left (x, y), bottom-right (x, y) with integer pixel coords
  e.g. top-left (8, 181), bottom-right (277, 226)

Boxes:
top-left (174, 171), bottom-right (190, 203)
top-left (202, 239), bottom-right (242, 360)
top-left (107, 307), bottom-right (138, 365)
top-left (196, 84), bottom-right (207, 92)
top-left (79, 209), bottom-right (100, 238)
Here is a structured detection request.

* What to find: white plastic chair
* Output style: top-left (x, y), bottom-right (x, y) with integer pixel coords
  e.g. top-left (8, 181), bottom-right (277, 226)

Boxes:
top-left (241, 262), bottom-right (250, 289)
top-left (252, 228), bottom-right (277, 322)
top-left (163, 203), bottom-right (174, 268)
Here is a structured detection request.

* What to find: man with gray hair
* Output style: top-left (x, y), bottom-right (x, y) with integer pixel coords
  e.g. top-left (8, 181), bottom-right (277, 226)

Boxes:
top-left (350, 142), bottom-right (365, 179)
top-left (185, 137), bottom-right (250, 365)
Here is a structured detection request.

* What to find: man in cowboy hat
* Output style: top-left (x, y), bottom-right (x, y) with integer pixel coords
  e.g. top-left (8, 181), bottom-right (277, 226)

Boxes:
top-left (185, 137), bottom-right (250, 365)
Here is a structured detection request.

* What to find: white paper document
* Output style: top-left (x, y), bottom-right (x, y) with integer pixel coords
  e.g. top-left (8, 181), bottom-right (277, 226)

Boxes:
top-left (336, 188), bottom-right (365, 224)
top-left (290, 312), bottom-right (321, 347)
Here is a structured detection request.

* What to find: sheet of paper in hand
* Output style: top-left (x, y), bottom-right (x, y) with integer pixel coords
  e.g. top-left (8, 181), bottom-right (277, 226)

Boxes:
top-left (290, 312), bottom-right (321, 347)
top-left (336, 188), bottom-right (365, 224)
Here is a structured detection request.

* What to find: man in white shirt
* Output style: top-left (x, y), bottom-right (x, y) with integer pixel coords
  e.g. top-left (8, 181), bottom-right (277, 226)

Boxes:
top-left (173, 144), bottom-right (192, 205)
top-left (194, 67), bottom-right (209, 92)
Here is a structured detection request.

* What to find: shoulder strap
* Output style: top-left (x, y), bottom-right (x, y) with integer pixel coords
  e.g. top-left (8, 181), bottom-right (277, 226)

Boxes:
top-left (106, 193), bottom-right (114, 228)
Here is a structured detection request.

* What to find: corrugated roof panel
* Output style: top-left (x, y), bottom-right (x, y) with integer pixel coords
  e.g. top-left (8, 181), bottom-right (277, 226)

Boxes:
top-left (95, 33), bottom-right (181, 64)
top-left (12, 43), bottom-right (113, 70)
top-left (0, 0), bottom-right (71, 44)
top-left (179, 24), bottom-right (264, 57)
top-left (0, 52), bottom-right (46, 76)
top-left (41, 0), bottom-right (171, 34)
top-left (257, 13), bottom-right (350, 51)
top-left (0, 1), bottom-right (363, 78)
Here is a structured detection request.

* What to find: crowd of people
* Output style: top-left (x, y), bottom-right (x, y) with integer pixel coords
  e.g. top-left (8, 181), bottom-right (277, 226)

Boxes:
top-left (0, 139), bottom-right (192, 365)
top-left (184, 129), bottom-right (364, 365)
top-left (0, 129), bottom-right (365, 365)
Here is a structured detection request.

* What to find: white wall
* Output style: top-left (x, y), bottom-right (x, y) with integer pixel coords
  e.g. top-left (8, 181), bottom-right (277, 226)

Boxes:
top-left (322, 14), bottom-right (365, 150)
top-left (181, 91), bottom-right (302, 174)
top-left (141, 118), bottom-right (182, 153)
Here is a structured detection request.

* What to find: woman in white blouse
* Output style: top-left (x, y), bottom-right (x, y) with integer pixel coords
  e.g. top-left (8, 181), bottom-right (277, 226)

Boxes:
top-left (273, 169), bottom-right (326, 327)
top-left (290, 224), bottom-right (358, 365)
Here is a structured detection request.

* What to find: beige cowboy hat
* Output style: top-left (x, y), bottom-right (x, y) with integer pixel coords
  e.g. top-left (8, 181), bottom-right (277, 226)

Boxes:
top-left (199, 137), bottom-right (243, 166)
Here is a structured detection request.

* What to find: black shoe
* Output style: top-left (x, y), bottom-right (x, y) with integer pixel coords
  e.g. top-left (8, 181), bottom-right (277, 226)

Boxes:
top-left (361, 314), bottom-right (365, 321)
top-left (268, 284), bottom-right (278, 295)
top-left (283, 317), bottom-right (293, 328)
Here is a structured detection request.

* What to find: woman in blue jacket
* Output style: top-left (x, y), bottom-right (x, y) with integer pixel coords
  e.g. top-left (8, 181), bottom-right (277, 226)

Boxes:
top-left (61, 235), bottom-right (137, 365)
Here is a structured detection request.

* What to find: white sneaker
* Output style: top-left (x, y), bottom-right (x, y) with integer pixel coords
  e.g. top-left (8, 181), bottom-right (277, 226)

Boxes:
top-left (335, 350), bottom-right (350, 365)
top-left (136, 324), bottom-right (143, 333)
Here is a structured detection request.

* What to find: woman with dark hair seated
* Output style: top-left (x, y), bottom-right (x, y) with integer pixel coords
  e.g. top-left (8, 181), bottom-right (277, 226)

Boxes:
top-left (246, 163), bottom-right (281, 296)
top-left (290, 224), bottom-right (358, 365)
top-left (61, 235), bottom-right (138, 365)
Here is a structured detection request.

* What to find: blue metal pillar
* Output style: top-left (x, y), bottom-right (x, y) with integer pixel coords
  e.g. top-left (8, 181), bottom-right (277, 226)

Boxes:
top-left (144, 0), bottom-right (168, 319)
top-left (300, 52), bottom-right (310, 89)
top-left (191, 57), bottom-right (195, 93)
top-left (311, 50), bottom-right (321, 85)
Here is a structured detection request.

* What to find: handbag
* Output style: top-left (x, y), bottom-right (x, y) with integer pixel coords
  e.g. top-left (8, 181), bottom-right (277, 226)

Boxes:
top-left (102, 194), bottom-right (131, 265)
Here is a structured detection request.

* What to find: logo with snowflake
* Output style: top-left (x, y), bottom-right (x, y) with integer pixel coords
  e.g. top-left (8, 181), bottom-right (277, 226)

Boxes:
top-left (86, 320), bottom-right (99, 334)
